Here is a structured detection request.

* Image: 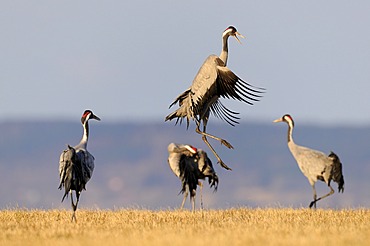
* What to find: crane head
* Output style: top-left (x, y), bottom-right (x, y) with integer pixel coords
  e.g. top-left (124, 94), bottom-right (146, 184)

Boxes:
top-left (273, 114), bottom-right (294, 127)
top-left (223, 26), bottom-right (245, 44)
top-left (184, 145), bottom-right (197, 154)
top-left (81, 110), bottom-right (101, 124)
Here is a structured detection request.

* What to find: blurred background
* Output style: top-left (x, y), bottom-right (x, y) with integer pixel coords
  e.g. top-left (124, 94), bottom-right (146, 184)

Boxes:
top-left (1, 1), bottom-right (369, 209)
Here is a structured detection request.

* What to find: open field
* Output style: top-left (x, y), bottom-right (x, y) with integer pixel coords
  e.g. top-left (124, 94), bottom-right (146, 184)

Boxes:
top-left (1, 208), bottom-right (370, 245)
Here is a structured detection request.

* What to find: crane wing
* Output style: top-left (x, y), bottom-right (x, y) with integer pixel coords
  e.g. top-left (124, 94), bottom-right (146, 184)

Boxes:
top-left (166, 55), bottom-right (265, 127)
top-left (165, 56), bottom-right (222, 126)
top-left (189, 55), bottom-right (221, 110)
top-left (168, 87), bottom-right (191, 109)
top-left (58, 145), bottom-right (82, 202)
top-left (58, 145), bottom-right (95, 203)
top-left (290, 145), bottom-right (330, 176)
top-left (59, 147), bottom-right (75, 190)
top-left (75, 149), bottom-right (95, 185)
top-left (179, 154), bottom-right (198, 195)
top-left (197, 150), bottom-right (218, 190)
top-left (216, 66), bottom-right (264, 104)
top-left (167, 143), bottom-right (197, 177)
top-left (190, 55), bottom-right (264, 126)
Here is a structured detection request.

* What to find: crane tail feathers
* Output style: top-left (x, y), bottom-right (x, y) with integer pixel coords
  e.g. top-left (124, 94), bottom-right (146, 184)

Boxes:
top-left (209, 173), bottom-right (219, 192)
top-left (328, 151), bottom-right (345, 193)
top-left (59, 146), bottom-right (88, 203)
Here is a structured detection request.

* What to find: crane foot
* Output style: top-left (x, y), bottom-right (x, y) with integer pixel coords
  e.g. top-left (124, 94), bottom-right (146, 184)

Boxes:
top-left (220, 139), bottom-right (233, 149)
top-left (309, 201), bottom-right (317, 209)
top-left (218, 159), bottom-right (232, 171)
top-left (71, 212), bottom-right (77, 223)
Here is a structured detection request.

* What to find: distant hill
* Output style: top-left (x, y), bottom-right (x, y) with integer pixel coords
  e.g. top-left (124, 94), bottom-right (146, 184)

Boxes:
top-left (0, 120), bottom-right (369, 210)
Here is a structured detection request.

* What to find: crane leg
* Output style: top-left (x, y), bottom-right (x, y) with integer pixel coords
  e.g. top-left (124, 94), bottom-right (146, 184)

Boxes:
top-left (198, 181), bottom-right (203, 210)
top-left (70, 193), bottom-right (77, 222)
top-left (202, 135), bottom-right (232, 170)
top-left (195, 123), bottom-right (233, 149)
top-left (190, 195), bottom-right (195, 212)
top-left (180, 190), bottom-right (188, 210)
top-left (309, 184), bottom-right (317, 209)
top-left (309, 185), bottom-right (334, 209)
top-left (195, 121), bottom-right (232, 170)
top-left (190, 189), bottom-right (196, 212)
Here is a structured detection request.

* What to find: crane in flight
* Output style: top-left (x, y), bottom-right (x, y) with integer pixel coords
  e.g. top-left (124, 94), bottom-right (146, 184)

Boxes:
top-left (166, 26), bottom-right (264, 171)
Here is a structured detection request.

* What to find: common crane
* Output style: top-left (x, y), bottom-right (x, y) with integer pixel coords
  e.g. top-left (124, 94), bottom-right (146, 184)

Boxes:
top-left (167, 143), bottom-right (218, 211)
top-left (58, 110), bottom-right (100, 221)
top-left (165, 26), bottom-right (264, 171)
top-left (273, 114), bottom-right (344, 208)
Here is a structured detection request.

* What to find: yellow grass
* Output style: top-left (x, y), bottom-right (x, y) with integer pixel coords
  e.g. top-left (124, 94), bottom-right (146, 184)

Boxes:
top-left (1, 208), bottom-right (370, 245)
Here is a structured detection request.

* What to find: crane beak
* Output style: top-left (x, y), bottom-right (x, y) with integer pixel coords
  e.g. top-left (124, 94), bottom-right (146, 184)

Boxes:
top-left (234, 32), bottom-right (245, 44)
top-left (92, 115), bottom-right (101, 121)
top-left (273, 118), bottom-right (283, 123)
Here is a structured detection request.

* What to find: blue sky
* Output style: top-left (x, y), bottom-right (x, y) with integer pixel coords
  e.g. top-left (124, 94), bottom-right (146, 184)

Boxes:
top-left (1, 1), bottom-right (369, 126)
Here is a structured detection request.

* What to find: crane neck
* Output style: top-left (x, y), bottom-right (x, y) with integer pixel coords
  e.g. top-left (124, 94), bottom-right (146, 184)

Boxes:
top-left (219, 34), bottom-right (230, 66)
top-left (79, 120), bottom-right (90, 149)
top-left (287, 122), bottom-right (294, 144)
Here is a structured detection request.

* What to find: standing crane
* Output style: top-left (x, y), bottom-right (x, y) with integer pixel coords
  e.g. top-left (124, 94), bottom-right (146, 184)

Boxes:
top-left (273, 114), bottom-right (344, 208)
top-left (165, 26), bottom-right (264, 171)
top-left (167, 143), bottom-right (218, 211)
top-left (58, 110), bottom-right (101, 221)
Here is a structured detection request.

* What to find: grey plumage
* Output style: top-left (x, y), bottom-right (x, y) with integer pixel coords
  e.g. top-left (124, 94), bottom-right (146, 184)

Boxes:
top-left (58, 110), bottom-right (100, 221)
top-left (273, 114), bottom-right (345, 208)
top-left (167, 143), bottom-right (218, 211)
top-left (165, 26), bottom-right (264, 171)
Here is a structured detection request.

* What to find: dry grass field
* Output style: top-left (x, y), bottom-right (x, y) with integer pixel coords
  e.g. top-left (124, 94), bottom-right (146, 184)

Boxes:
top-left (1, 208), bottom-right (369, 245)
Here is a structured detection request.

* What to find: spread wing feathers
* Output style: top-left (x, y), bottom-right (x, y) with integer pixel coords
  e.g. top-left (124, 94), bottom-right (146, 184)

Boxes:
top-left (328, 151), bottom-right (345, 193)
top-left (189, 55), bottom-right (264, 106)
top-left (179, 155), bottom-right (198, 196)
top-left (210, 100), bottom-right (240, 126)
top-left (165, 55), bottom-right (264, 127)
top-left (58, 146), bottom-right (85, 202)
top-left (216, 66), bottom-right (264, 104)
